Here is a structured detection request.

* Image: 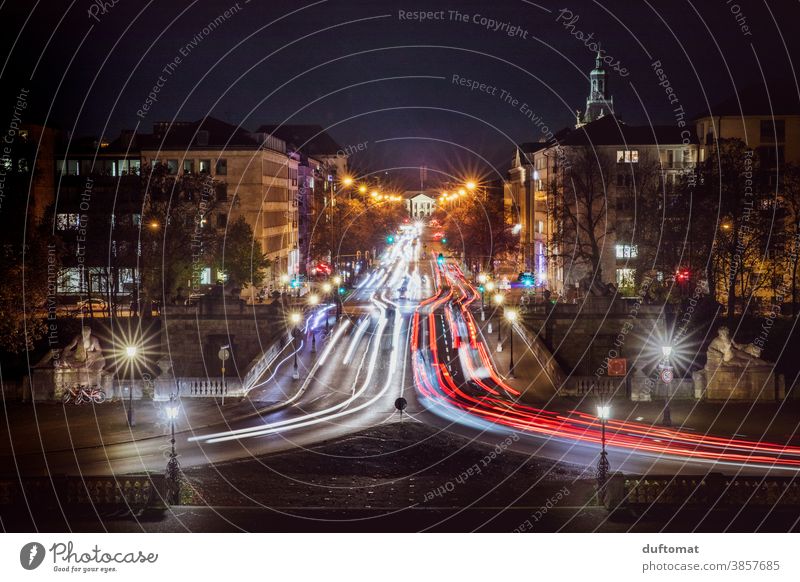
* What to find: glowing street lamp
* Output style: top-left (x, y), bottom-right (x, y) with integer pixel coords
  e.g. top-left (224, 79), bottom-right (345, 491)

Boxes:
top-left (596, 404), bottom-right (611, 497)
top-left (466, 180), bottom-right (477, 191)
top-left (505, 309), bottom-right (519, 376)
top-left (289, 312), bottom-right (302, 379)
top-left (358, 185), bottom-right (367, 194)
top-left (342, 176), bottom-right (354, 187)
top-left (308, 294), bottom-right (319, 352)
top-left (661, 344), bottom-right (674, 426)
top-left (125, 345), bottom-right (138, 427)
top-left (165, 394), bottom-right (180, 504)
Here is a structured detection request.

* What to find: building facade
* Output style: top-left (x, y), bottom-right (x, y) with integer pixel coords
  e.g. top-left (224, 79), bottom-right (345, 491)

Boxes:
top-left (404, 191), bottom-right (437, 218)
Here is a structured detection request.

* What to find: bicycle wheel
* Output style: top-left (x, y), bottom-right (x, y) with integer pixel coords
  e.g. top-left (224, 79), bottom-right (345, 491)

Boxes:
top-left (62, 391), bottom-right (73, 405)
top-left (92, 390), bottom-right (107, 404)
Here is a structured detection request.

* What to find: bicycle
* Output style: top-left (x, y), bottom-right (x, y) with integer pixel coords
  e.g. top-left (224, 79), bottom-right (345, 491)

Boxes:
top-left (62, 385), bottom-right (107, 405)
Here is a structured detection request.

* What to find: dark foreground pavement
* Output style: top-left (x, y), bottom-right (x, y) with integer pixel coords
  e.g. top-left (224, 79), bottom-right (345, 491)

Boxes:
top-left (3, 424), bottom-right (799, 532)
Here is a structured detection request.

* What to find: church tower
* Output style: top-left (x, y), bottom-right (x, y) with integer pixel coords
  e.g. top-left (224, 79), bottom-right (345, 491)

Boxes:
top-left (576, 52), bottom-right (614, 127)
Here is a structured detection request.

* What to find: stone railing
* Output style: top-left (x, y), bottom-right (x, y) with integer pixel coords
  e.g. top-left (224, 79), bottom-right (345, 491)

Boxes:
top-left (176, 377), bottom-right (244, 398)
top-left (515, 323), bottom-right (566, 391)
top-left (604, 473), bottom-right (800, 510)
top-left (0, 475), bottom-right (166, 510)
top-left (559, 376), bottom-right (627, 398)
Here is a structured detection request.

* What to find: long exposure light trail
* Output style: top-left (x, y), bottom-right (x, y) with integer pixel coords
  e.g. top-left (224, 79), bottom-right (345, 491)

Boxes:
top-left (412, 261), bottom-right (800, 470)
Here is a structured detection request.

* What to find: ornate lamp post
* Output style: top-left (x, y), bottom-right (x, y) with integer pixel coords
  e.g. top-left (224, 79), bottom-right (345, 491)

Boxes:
top-left (332, 275), bottom-right (342, 321)
top-left (661, 345), bottom-right (673, 427)
top-left (125, 345), bottom-right (138, 427)
top-left (596, 404), bottom-right (611, 499)
top-left (165, 394), bottom-right (180, 505)
top-left (493, 293), bottom-right (504, 348)
top-left (308, 294), bottom-right (319, 353)
top-left (477, 273), bottom-right (487, 315)
top-left (504, 309), bottom-right (518, 377)
top-left (289, 311), bottom-right (302, 380)
top-left (322, 282), bottom-right (333, 332)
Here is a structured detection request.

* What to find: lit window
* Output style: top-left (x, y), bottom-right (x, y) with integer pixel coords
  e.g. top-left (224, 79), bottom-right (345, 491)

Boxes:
top-left (615, 244), bottom-right (638, 258)
top-left (56, 213), bottom-right (81, 230)
top-left (199, 160), bottom-right (212, 174)
top-left (616, 268), bottom-right (636, 290)
top-left (616, 150), bottom-right (639, 163)
top-left (200, 267), bottom-right (211, 285)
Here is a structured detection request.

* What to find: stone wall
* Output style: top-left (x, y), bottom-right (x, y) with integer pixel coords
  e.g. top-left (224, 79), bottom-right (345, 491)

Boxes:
top-left (159, 298), bottom-right (285, 381)
top-left (523, 296), bottom-right (671, 382)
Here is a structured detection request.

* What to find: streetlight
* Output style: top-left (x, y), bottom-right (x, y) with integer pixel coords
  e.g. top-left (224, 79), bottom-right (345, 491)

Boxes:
top-left (165, 394), bottom-right (180, 505)
top-left (596, 404), bottom-right (611, 499)
top-left (466, 180), bottom-right (477, 191)
top-left (280, 273), bottom-right (289, 294)
top-left (125, 345), bottom-right (137, 427)
top-left (477, 273), bottom-right (487, 319)
top-left (661, 344), bottom-right (673, 427)
top-left (322, 282), bottom-right (333, 332)
top-left (505, 309), bottom-right (518, 377)
top-left (308, 294), bottom-right (319, 353)
top-left (332, 276), bottom-right (343, 320)
top-left (493, 293), bottom-right (504, 345)
top-left (342, 176), bottom-right (354, 187)
top-left (290, 311), bottom-right (302, 379)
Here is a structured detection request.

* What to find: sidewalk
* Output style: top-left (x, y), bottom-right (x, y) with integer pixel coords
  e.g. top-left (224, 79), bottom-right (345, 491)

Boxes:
top-left (473, 307), bottom-right (800, 445)
top-left (0, 331), bottom-right (326, 457)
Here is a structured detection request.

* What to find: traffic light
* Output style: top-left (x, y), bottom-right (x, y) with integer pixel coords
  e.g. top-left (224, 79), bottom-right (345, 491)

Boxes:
top-left (437, 253), bottom-right (445, 265)
top-left (677, 268), bottom-right (690, 283)
top-left (478, 285), bottom-right (485, 293)
top-left (338, 286), bottom-right (346, 295)
top-left (387, 235), bottom-right (395, 244)
top-left (441, 237), bottom-right (448, 244)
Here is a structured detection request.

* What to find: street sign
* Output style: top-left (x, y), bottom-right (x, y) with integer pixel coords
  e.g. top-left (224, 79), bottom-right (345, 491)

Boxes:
top-left (607, 358), bottom-right (627, 377)
top-left (218, 347), bottom-right (230, 361)
top-left (660, 366), bottom-right (674, 384)
top-left (394, 397), bottom-right (407, 411)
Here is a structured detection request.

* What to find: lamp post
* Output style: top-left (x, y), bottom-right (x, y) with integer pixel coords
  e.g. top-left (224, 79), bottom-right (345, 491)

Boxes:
top-left (661, 345), bottom-right (673, 427)
top-left (596, 404), bottom-right (611, 499)
top-left (322, 282), bottom-right (332, 332)
top-left (125, 345), bottom-right (137, 427)
top-left (290, 311), bottom-right (302, 379)
top-left (484, 281), bottom-right (496, 322)
top-left (332, 275), bottom-right (342, 321)
top-left (505, 309), bottom-right (518, 377)
top-left (165, 394), bottom-right (180, 505)
top-left (308, 294), bottom-right (319, 353)
top-left (218, 344), bottom-right (230, 406)
top-left (493, 293), bottom-right (504, 347)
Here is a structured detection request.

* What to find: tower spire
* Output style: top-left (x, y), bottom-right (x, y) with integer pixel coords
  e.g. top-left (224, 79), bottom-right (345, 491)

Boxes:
top-left (576, 52), bottom-right (614, 128)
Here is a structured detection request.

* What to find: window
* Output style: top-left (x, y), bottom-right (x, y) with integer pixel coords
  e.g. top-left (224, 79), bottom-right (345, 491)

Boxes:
top-left (132, 213), bottom-right (142, 226)
top-left (57, 268), bottom-right (82, 293)
top-left (56, 213), bottom-right (81, 230)
top-left (199, 159), bottom-right (212, 174)
top-left (216, 182), bottom-right (228, 201)
top-left (215, 158), bottom-right (227, 175)
top-left (200, 267), bottom-right (211, 285)
top-left (183, 160), bottom-right (195, 174)
top-left (616, 150), bottom-right (639, 163)
top-left (166, 159), bottom-right (179, 175)
top-left (615, 244), bottom-right (638, 258)
top-left (760, 119), bottom-right (785, 142)
top-left (757, 145), bottom-right (785, 168)
top-left (537, 220), bottom-right (544, 234)
top-left (616, 268), bottom-right (636, 290)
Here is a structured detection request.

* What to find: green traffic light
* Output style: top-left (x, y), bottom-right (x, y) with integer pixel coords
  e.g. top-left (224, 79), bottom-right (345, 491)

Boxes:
top-left (441, 238), bottom-right (447, 244)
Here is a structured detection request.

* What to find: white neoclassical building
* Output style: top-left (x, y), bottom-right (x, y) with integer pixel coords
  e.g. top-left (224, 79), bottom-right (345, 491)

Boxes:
top-left (404, 191), bottom-right (437, 218)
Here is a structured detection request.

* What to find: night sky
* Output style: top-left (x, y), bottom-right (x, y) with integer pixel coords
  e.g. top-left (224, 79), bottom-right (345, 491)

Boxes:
top-left (3, 0), bottom-right (798, 184)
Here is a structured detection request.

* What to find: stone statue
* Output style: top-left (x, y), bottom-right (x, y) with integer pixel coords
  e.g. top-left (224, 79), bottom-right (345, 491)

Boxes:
top-left (56, 326), bottom-right (106, 371)
top-left (706, 326), bottom-right (766, 368)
